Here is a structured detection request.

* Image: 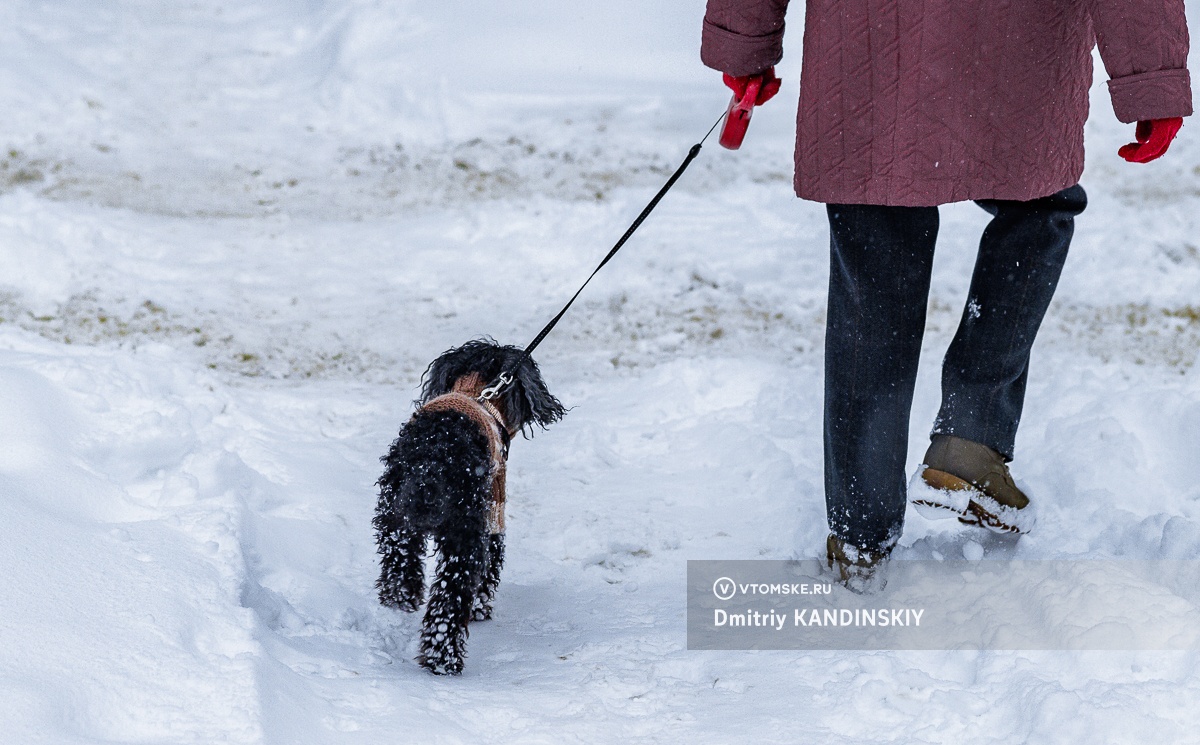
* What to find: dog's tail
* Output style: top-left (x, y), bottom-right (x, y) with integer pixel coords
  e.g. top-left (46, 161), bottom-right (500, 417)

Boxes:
top-left (376, 409), bottom-right (493, 534)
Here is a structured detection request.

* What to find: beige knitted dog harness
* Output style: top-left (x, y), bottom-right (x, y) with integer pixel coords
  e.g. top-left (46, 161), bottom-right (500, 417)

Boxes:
top-left (419, 375), bottom-right (511, 534)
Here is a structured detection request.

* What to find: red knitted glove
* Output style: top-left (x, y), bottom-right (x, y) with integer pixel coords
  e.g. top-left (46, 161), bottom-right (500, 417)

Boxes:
top-left (1118, 117), bottom-right (1183, 163)
top-left (722, 67), bottom-right (782, 106)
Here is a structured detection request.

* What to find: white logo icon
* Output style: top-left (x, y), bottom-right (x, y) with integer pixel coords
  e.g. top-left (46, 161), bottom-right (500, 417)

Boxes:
top-left (712, 577), bottom-right (737, 600)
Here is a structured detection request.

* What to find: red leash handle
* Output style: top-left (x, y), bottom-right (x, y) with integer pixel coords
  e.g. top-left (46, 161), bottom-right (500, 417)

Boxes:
top-left (719, 77), bottom-right (761, 151)
top-left (718, 69), bottom-right (781, 150)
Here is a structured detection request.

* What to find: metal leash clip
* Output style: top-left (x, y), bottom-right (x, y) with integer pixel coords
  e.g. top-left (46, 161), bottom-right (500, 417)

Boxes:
top-left (478, 372), bottom-right (513, 401)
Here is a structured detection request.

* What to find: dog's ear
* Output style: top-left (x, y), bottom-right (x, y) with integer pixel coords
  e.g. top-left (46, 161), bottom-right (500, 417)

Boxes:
top-left (419, 339), bottom-right (501, 403)
top-left (503, 353), bottom-right (565, 435)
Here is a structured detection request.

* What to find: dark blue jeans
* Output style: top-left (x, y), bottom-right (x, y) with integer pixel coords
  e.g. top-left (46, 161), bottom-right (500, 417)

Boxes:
top-left (823, 185), bottom-right (1087, 551)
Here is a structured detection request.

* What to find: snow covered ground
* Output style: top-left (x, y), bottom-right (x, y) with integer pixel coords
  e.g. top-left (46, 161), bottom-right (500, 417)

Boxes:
top-left (2, 1), bottom-right (1199, 742)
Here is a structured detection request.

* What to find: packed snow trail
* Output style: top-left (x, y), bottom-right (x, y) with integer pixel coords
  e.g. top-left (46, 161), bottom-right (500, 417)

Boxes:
top-left (3, 1), bottom-right (1200, 743)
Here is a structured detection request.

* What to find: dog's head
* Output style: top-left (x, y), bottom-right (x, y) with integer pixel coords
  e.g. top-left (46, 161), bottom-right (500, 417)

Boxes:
top-left (419, 338), bottom-right (565, 435)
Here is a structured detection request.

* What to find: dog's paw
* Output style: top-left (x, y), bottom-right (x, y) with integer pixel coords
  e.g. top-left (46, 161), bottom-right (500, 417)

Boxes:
top-left (379, 590), bottom-right (422, 613)
top-left (471, 584), bottom-right (497, 621)
top-left (417, 652), bottom-right (464, 676)
top-left (418, 623), bottom-right (468, 675)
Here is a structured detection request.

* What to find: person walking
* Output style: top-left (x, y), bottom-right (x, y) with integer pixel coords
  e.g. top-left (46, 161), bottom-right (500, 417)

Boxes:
top-left (701, 0), bottom-right (1192, 589)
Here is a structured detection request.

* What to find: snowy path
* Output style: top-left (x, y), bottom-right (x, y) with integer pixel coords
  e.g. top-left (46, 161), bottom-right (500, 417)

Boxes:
top-left (3, 2), bottom-right (1200, 743)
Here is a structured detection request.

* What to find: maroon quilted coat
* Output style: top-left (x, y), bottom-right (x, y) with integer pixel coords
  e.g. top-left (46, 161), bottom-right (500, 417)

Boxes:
top-left (702, 0), bottom-right (1193, 206)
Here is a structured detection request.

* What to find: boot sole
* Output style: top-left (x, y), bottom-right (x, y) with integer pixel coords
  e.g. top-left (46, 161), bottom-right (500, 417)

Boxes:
top-left (913, 468), bottom-right (1029, 535)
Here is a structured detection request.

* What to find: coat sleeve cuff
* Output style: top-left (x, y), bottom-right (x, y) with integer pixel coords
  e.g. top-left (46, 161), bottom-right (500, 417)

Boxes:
top-left (1107, 68), bottom-right (1194, 123)
top-left (700, 18), bottom-right (784, 77)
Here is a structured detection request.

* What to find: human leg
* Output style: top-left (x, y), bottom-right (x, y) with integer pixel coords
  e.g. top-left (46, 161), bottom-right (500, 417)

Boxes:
top-left (824, 202), bottom-right (940, 553)
top-left (933, 184), bottom-right (1087, 455)
top-left (916, 185), bottom-right (1087, 534)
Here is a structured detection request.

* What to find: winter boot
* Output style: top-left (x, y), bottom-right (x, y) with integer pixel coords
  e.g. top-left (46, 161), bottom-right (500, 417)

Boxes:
top-left (909, 435), bottom-right (1035, 534)
top-left (825, 533), bottom-right (892, 594)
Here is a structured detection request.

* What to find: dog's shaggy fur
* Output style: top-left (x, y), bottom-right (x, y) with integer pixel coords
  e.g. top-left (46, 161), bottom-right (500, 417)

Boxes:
top-left (374, 339), bottom-right (564, 674)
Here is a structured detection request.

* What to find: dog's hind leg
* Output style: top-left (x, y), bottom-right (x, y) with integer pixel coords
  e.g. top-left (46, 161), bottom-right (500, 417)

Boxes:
top-left (419, 528), bottom-right (487, 675)
top-left (471, 533), bottom-right (505, 621)
top-left (376, 522), bottom-right (426, 612)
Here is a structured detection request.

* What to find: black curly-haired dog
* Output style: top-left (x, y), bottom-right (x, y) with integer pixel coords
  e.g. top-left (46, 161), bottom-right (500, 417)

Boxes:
top-left (373, 339), bottom-right (565, 674)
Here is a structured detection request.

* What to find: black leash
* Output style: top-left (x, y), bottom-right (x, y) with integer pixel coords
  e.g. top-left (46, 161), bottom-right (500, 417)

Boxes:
top-left (479, 112), bottom-right (725, 401)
